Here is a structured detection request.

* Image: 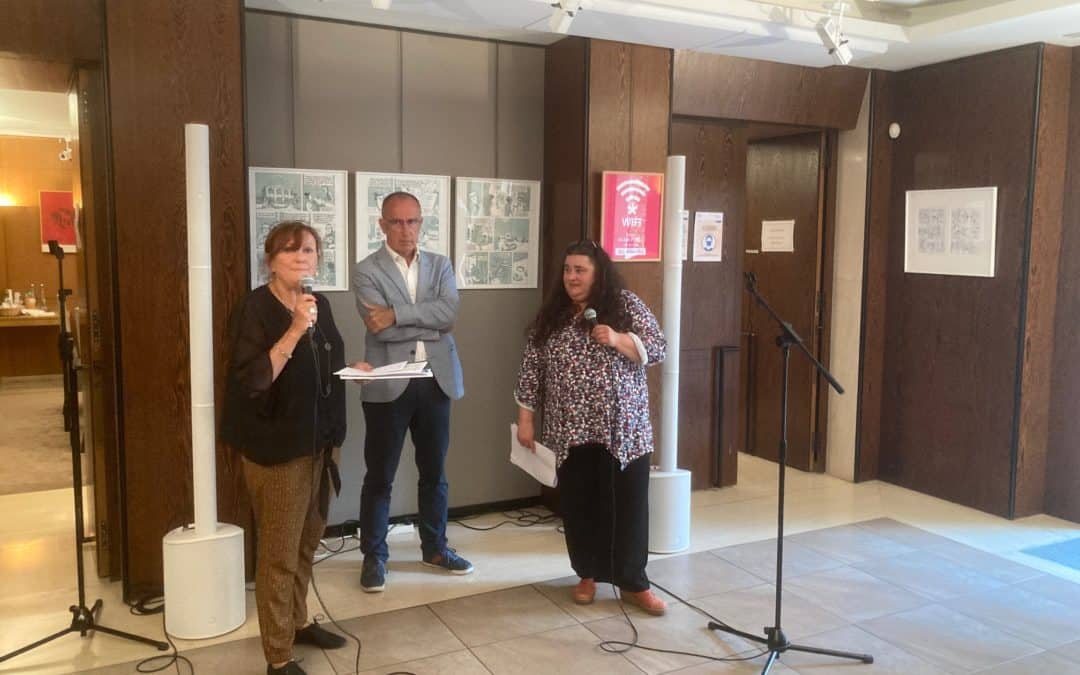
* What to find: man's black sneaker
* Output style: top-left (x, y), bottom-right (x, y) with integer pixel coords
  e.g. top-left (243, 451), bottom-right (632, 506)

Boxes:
top-left (361, 556), bottom-right (386, 592)
top-left (267, 661), bottom-right (306, 675)
top-left (294, 620), bottom-right (347, 649)
top-left (422, 548), bottom-right (474, 575)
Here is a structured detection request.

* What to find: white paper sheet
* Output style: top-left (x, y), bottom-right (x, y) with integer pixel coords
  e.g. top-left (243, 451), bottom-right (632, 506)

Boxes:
top-left (335, 360), bottom-right (432, 380)
top-left (509, 423), bottom-right (558, 488)
top-left (761, 219), bottom-right (795, 252)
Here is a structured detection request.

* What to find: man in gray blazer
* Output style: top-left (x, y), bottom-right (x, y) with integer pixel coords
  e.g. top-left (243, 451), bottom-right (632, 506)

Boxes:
top-left (352, 191), bottom-right (472, 593)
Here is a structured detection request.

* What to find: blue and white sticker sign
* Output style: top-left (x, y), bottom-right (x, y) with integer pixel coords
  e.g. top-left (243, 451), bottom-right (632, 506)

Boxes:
top-left (692, 211), bottom-right (724, 262)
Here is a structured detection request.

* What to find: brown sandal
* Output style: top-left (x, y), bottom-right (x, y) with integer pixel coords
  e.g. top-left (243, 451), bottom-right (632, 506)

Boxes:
top-left (622, 589), bottom-right (667, 616)
top-left (572, 577), bottom-right (596, 605)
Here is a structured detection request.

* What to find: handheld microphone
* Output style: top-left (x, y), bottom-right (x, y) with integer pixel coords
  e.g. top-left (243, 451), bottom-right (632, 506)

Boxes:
top-left (301, 276), bottom-right (316, 334)
top-left (583, 307), bottom-right (598, 329)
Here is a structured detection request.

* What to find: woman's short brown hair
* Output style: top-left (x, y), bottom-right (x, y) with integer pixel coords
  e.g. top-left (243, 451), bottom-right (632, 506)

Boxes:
top-left (263, 220), bottom-right (322, 267)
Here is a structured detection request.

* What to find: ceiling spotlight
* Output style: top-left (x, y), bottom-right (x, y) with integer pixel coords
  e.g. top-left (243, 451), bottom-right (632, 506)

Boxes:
top-left (817, 2), bottom-right (853, 65)
top-left (549, 0), bottom-right (582, 35)
top-left (371, 0), bottom-right (391, 9)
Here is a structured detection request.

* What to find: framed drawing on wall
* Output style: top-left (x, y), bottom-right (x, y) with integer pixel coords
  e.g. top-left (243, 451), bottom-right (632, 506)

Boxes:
top-left (355, 172), bottom-right (450, 260)
top-left (454, 177), bottom-right (540, 289)
top-left (904, 187), bottom-right (997, 278)
top-left (248, 167), bottom-right (349, 290)
top-left (600, 171), bottom-right (664, 262)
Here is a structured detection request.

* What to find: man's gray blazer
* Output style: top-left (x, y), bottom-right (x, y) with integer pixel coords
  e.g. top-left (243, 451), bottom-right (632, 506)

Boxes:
top-left (352, 246), bottom-right (464, 403)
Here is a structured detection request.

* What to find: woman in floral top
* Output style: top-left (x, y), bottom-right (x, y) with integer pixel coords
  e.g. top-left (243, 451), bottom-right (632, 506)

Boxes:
top-left (515, 240), bottom-right (667, 615)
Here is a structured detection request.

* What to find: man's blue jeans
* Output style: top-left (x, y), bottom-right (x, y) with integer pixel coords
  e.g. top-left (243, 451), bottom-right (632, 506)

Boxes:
top-left (359, 378), bottom-right (450, 563)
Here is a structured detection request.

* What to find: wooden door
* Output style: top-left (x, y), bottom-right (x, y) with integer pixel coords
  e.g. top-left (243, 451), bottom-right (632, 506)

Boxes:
top-left (741, 132), bottom-right (827, 471)
top-left (75, 65), bottom-right (124, 579)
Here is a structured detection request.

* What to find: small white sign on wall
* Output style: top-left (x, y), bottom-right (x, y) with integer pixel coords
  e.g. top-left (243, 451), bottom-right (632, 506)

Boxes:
top-left (692, 211), bottom-right (724, 262)
top-left (761, 219), bottom-right (795, 252)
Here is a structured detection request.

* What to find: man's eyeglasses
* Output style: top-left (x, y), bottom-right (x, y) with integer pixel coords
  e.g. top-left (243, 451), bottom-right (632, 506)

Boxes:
top-left (383, 218), bottom-right (422, 228)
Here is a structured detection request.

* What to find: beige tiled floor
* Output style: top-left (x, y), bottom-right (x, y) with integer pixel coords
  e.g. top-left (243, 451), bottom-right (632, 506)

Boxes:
top-left (3, 452), bottom-right (1080, 674)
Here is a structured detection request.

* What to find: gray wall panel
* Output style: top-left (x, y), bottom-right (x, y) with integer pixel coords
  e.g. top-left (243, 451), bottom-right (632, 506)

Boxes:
top-left (245, 12), bottom-right (294, 167)
top-left (402, 33), bottom-right (496, 176)
top-left (245, 13), bottom-right (545, 527)
top-left (293, 19), bottom-right (401, 171)
top-left (497, 43), bottom-right (545, 179)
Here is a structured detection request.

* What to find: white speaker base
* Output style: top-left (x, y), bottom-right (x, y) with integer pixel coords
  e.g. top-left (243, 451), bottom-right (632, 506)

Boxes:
top-left (648, 468), bottom-right (692, 554)
top-left (163, 523), bottom-right (246, 639)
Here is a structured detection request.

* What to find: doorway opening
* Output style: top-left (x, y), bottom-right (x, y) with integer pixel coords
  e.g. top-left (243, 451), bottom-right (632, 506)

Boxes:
top-left (0, 54), bottom-right (123, 582)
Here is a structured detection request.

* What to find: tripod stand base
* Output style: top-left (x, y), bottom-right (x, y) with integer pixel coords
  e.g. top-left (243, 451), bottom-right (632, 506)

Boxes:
top-left (0, 599), bottom-right (169, 664)
top-left (707, 622), bottom-right (872, 674)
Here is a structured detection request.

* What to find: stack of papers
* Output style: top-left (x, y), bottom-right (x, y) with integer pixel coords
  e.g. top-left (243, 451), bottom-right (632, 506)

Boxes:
top-left (335, 360), bottom-right (433, 381)
top-left (509, 423), bottom-right (558, 487)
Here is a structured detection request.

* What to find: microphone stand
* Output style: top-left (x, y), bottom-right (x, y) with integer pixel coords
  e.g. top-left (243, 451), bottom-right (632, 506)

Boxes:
top-left (0, 240), bottom-right (169, 666)
top-left (705, 272), bottom-right (873, 674)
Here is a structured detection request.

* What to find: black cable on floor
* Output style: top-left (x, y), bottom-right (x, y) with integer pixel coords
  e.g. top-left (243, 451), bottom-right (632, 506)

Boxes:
top-left (597, 579), bottom-right (770, 663)
top-left (450, 507), bottom-right (562, 531)
top-left (124, 597), bottom-right (194, 675)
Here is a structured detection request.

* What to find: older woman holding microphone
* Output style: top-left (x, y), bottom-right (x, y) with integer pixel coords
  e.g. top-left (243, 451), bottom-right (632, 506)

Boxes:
top-left (515, 240), bottom-right (668, 616)
top-left (222, 221), bottom-right (364, 675)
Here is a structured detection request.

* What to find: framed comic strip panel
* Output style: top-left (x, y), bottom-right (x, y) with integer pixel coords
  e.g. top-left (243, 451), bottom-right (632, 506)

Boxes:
top-left (453, 177), bottom-right (540, 289)
top-left (248, 167), bottom-right (349, 290)
top-left (904, 187), bottom-right (997, 278)
top-left (354, 172), bottom-right (451, 261)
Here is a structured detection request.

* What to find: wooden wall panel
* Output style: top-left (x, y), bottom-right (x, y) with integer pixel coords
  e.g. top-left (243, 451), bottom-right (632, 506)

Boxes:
top-left (1046, 46), bottom-right (1080, 522)
top-left (542, 37), bottom-right (588, 295)
top-left (585, 40), bottom-right (632, 240)
top-left (670, 119), bottom-right (747, 486)
top-left (106, 0), bottom-right (248, 596)
top-left (873, 46), bottom-right (1040, 517)
top-left (0, 0), bottom-right (103, 63)
top-left (1014, 46), bottom-right (1071, 517)
top-left (672, 52), bottom-right (868, 130)
top-left (586, 40), bottom-right (671, 470)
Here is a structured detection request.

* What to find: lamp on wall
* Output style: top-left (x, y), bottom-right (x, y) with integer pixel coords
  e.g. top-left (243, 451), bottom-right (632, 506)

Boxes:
top-left (371, 0), bottom-right (391, 9)
top-left (0, 193), bottom-right (15, 207)
top-left (817, 2), bottom-right (853, 65)
top-left (549, 0), bottom-right (582, 34)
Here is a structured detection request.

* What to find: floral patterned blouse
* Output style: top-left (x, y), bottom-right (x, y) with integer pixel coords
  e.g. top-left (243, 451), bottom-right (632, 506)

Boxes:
top-left (515, 290), bottom-right (666, 469)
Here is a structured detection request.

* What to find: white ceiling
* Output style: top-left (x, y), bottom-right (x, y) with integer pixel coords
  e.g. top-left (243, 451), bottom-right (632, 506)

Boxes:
top-left (246, 0), bottom-right (1080, 70)
top-left (0, 90), bottom-right (75, 139)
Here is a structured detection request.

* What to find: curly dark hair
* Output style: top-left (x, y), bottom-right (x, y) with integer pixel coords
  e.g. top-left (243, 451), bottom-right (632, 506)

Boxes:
top-left (527, 240), bottom-right (631, 346)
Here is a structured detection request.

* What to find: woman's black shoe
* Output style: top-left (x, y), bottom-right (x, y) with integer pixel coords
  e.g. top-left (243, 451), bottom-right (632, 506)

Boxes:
top-left (295, 621), bottom-right (347, 649)
top-left (267, 661), bottom-right (306, 675)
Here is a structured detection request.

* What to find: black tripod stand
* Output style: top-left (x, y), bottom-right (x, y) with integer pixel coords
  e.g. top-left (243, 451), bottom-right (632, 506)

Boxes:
top-left (706, 272), bottom-right (872, 674)
top-left (0, 240), bottom-right (168, 666)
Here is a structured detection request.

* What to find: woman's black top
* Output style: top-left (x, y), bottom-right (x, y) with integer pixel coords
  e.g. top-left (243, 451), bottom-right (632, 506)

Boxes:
top-left (222, 285), bottom-right (346, 465)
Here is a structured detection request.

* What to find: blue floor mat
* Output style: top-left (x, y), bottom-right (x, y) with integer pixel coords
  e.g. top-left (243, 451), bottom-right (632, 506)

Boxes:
top-left (1022, 537), bottom-right (1080, 571)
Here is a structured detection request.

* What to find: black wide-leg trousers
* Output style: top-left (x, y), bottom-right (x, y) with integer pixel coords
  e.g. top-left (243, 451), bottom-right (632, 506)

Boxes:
top-left (557, 443), bottom-right (651, 592)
